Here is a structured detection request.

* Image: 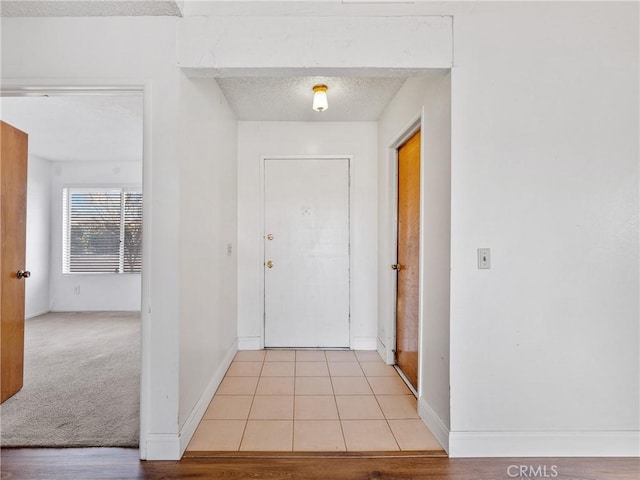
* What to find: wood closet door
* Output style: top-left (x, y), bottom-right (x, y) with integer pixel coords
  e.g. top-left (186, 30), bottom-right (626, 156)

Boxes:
top-left (1, 121), bottom-right (29, 403)
top-left (395, 130), bottom-right (420, 391)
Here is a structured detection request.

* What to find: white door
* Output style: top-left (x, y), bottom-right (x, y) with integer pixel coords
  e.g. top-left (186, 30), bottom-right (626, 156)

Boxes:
top-left (264, 158), bottom-right (350, 347)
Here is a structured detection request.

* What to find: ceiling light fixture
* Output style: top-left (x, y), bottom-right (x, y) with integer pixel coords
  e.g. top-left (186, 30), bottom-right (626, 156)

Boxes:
top-left (312, 84), bottom-right (328, 112)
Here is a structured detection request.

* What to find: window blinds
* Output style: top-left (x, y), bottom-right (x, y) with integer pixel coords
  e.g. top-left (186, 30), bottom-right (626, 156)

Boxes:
top-left (63, 188), bottom-right (142, 274)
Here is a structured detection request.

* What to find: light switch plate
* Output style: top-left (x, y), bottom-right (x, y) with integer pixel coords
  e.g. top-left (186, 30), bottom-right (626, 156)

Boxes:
top-left (478, 248), bottom-right (490, 269)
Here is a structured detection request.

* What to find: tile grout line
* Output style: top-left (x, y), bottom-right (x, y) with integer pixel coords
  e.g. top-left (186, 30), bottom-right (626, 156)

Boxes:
top-left (322, 354), bottom-right (349, 451)
top-left (362, 357), bottom-right (403, 452)
top-left (292, 350), bottom-right (297, 451)
top-left (197, 350), bottom-right (422, 453)
top-left (236, 355), bottom-right (265, 451)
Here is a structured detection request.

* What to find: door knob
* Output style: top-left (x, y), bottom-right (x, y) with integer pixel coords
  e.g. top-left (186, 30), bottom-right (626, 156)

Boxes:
top-left (266, 260), bottom-right (274, 269)
top-left (391, 264), bottom-right (402, 271)
top-left (266, 234), bottom-right (274, 240)
top-left (17, 270), bottom-right (31, 279)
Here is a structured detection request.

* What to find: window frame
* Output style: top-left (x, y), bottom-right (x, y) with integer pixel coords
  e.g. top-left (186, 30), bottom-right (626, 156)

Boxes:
top-left (62, 185), bottom-right (143, 275)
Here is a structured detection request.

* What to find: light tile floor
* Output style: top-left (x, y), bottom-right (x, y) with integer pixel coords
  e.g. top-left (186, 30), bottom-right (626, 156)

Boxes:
top-left (186, 350), bottom-right (444, 453)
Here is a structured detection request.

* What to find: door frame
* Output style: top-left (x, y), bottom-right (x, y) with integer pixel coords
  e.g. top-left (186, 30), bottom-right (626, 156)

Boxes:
top-left (386, 112), bottom-right (425, 396)
top-left (259, 155), bottom-right (353, 349)
top-left (0, 83), bottom-right (150, 453)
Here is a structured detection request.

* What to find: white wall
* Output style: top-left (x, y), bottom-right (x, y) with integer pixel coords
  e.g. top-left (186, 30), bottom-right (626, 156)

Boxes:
top-left (25, 155), bottom-right (51, 319)
top-left (377, 74), bottom-right (452, 450)
top-left (237, 122), bottom-right (378, 350)
top-left (178, 75), bottom-right (238, 448)
top-left (180, 1), bottom-right (639, 457)
top-left (48, 160), bottom-right (142, 311)
top-left (447, 2), bottom-right (639, 456)
top-left (4, 0), bottom-right (638, 460)
top-left (1, 16), bottom-right (183, 459)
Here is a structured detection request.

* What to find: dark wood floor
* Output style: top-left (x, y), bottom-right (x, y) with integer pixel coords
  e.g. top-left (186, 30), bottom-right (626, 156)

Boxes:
top-left (1, 448), bottom-right (639, 480)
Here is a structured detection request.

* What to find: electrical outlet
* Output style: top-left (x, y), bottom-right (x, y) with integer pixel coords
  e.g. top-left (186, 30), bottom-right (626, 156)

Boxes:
top-left (226, 243), bottom-right (233, 256)
top-left (74, 285), bottom-right (81, 295)
top-left (477, 248), bottom-right (490, 269)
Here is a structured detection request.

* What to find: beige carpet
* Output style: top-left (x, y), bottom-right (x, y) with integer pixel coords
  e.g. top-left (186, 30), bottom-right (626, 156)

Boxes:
top-left (0, 311), bottom-right (140, 447)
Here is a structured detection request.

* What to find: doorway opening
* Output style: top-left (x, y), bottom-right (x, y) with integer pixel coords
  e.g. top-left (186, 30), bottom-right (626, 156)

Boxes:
top-left (195, 71), bottom-right (450, 454)
top-left (0, 91), bottom-right (144, 448)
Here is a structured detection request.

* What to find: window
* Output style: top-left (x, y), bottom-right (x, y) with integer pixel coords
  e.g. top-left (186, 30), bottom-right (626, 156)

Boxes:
top-left (63, 188), bottom-right (142, 274)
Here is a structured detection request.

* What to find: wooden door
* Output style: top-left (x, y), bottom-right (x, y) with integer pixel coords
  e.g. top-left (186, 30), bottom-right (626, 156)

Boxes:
top-left (1, 121), bottom-right (29, 403)
top-left (395, 130), bottom-right (420, 390)
top-left (264, 158), bottom-right (350, 348)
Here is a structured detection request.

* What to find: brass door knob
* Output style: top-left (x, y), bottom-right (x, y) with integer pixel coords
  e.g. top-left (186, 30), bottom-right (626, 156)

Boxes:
top-left (17, 270), bottom-right (31, 279)
top-left (391, 264), bottom-right (402, 271)
top-left (267, 234), bottom-right (274, 240)
top-left (266, 260), bottom-right (274, 269)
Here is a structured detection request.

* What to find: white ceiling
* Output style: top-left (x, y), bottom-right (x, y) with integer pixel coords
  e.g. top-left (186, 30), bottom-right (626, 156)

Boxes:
top-left (0, 78), bottom-right (407, 163)
top-left (0, 1), bottom-right (458, 19)
top-left (0, 95), bottom-right (143, 162)
top-left (0, 0), bottom-right (422, 125)
top-left (216, 77), bottom-right (407, 122)
top-left (181, 1), bottom-right (456, 18)
top-left (0, 0), bottom-right (182, 17)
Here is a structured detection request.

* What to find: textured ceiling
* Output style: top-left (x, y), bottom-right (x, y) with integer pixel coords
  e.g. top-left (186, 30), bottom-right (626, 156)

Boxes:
top-left (0, 95), bottom-right (143, 162)
top-left (216, 77), bottom-right (407, 122)
top-left (0, 79), bottom-right (406, 163)
top-left (0, 0), bottom-right (182, 17)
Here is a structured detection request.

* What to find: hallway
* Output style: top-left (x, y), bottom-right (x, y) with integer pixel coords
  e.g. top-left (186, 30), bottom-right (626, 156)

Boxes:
top-left (186, 350), bottom-right (444, 453)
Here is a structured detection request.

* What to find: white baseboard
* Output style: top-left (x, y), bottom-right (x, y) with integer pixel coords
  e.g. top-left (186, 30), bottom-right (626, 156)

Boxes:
top-left (178, 338), bottom-right (239, 456)
top-left (238, 336), bottom-right (262, 350)
top-left (143, 339), bottom-right (238, 460)
top-left (25, 309), bottom-right (49, 320)
top-left (417, 396), bottom-right (450, 453)
top-left (145, 434), bottom-right (182, 461)
top-left (377, 337), bottom-right (395, 364)
top-left (376, 337), bottom-right (388, 364)
top-left (351, 337), bottom-right (377, 350)
top-left (448, 430), bottom-right (640, 457)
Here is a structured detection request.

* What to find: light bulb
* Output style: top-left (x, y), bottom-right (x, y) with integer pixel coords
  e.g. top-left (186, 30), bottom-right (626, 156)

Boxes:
top-left (312, 84), bottom-right (328, 112)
